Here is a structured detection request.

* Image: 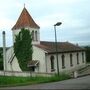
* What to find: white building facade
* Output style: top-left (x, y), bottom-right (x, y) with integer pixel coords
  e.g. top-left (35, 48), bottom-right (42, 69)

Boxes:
top-left (5, 7), bottom-right (86, 74)
top-left (32, 42), bottom-right (86, 73)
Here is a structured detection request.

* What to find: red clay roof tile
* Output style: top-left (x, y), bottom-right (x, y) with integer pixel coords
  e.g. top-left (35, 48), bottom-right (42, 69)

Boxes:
top-left (35, 41), bottom-right (85, 53)
top-left (12, 7), bottom-right (40, 30)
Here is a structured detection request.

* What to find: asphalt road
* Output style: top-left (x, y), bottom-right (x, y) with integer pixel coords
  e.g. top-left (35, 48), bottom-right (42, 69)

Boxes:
top-left (0, 75), bottom-right (90, 90)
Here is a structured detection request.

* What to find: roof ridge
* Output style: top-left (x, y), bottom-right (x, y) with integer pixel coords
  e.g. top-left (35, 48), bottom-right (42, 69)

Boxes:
top-left (40, 41), bottom-right (68, 43)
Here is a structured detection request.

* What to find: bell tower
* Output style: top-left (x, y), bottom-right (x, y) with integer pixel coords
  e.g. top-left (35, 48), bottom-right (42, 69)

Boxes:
top-left (12, 7), bottom-right (40, 45)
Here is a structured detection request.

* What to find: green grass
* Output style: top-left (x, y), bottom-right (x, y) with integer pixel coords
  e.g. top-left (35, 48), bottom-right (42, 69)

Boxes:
top-left (0, 73), bottom-right (71, 87)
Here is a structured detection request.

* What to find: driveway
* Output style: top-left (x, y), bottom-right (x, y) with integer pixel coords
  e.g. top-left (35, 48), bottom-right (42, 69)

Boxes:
top-left (1, 75), bottom-right (90, 89)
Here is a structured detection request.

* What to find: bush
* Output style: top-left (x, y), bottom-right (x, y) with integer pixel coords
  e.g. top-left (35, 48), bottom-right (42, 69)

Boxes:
top-left (0, 58), bottom-right (3, 70)
top-left (84, 46), bottom-right (90, 62)
top-left (0, 48), bottom-right (3, 70)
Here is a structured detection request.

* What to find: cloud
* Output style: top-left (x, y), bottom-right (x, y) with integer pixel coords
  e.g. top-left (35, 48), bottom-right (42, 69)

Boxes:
top-left (0, 0), bottom-right (90, 46)
top-left (0, 17), bottom-right (14, 29)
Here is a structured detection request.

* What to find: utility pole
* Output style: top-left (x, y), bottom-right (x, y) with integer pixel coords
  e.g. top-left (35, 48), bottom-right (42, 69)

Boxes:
top-left (2, 31), bottom-right (7, 72)
top-left (54, 22), bottom-right (62, 76)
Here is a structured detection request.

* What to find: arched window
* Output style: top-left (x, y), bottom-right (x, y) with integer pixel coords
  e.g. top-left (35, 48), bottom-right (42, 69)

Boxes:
top-left (62, 54), bottom-right (65, 69)
top-left (35, 31), bottom-right (38, 41)
top-left (31, 31), bottom-right (34, 41)
top-left (50, 56), bottom-right (55, 72)
top-left (77, 53), bottom-right (79, 64)
top-left (70, 54), bottom-right (73, 66)
top-left (82, 52), bottom-right (84, 63)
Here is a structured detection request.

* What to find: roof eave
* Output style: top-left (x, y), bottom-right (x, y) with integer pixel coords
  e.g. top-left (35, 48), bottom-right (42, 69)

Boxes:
top-left (12, 25), bottom-right (40, 30)
top-left (47, 50), bottom-right (85, 54)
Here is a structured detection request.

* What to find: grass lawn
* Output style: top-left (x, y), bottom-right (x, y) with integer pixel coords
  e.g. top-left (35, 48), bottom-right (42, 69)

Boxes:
top-left (0, 73), bottom-right (71, 87)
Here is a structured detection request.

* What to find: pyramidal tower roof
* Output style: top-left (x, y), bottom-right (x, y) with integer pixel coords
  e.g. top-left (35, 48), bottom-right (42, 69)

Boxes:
top-left (12, 7), bottom-right (40, 30)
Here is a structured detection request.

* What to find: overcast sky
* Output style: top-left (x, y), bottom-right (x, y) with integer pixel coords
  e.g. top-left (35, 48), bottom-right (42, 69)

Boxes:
top-left (0, 0), bottom-right (90, 47)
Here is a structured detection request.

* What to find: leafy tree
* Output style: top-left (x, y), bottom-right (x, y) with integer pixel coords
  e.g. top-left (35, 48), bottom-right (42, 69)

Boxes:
top-left (0, 48), bottom-right (3, 70)
top-left (85, 46), bottom-right (90, 63)
top-left (14, 28), bottom-right (33, 71)
top-left (0, 48), bottom-right (3, 58)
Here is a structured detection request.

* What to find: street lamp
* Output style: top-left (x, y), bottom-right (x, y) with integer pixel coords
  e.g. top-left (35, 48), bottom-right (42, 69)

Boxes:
top-left (54, 22), bottom-right (62, 76)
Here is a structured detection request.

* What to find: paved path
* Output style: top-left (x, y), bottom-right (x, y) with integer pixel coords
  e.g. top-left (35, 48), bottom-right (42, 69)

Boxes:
top-left (1, 75), bottom-right (90, 89)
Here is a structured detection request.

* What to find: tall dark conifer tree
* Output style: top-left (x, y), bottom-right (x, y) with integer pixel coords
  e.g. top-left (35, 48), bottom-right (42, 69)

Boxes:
top-left (14, 28), bottom-right (33, 71)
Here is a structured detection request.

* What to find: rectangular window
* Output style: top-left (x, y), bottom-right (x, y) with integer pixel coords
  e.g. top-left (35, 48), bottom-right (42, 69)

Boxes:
top-left (31, 31), bottom-right (34, 41)
top-left (77, 53), bottom-right (79, 64)
top-left (82, 52), bottom-right (84, 63)
top-left (35, 31), bottom-right (38, 41)
top-left (62, 55), bottom-right (65, 69)
top-left (50, 56), bottom-right (55, 72)
top-left (70, 54), bottom-right (73, 67)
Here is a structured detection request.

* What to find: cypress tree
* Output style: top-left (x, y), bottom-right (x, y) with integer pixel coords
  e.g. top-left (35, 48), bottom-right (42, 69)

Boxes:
top-left (14, 28), bottom-right (33, 71)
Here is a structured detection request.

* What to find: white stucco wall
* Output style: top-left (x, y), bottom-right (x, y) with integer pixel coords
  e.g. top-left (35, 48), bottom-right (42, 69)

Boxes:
top-left (6, 45), bottom-right (47, 73)
top-left (11, 56), bottom-right (22, 71)
top-left (32, 46), bottom-right (47, 73)
top-left (12, 27), bottom-right (40, 45)
top-left (6, 45), bottom-right (86, 74)
top-left (6, 47), bottom-right (21, 71)
top-left (46, 51), bottom-right (86, 73)
top-left (28, 27), bottom-right (40, 45)
top-left (46, 54), bottom-right (57, 73)
top-left (6, 47), bottom-right (13, 71)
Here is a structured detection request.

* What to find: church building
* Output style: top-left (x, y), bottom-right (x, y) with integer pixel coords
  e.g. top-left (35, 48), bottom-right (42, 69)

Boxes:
top-left (6, 7), bottom-right (86, 74)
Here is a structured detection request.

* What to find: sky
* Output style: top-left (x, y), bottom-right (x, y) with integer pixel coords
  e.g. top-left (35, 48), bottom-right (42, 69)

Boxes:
top-left (0, 0), bottom-right (90, 47)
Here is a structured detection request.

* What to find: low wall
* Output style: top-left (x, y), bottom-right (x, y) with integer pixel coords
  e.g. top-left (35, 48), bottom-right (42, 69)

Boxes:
top-left (0, 71), bottom-right (54, 77)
